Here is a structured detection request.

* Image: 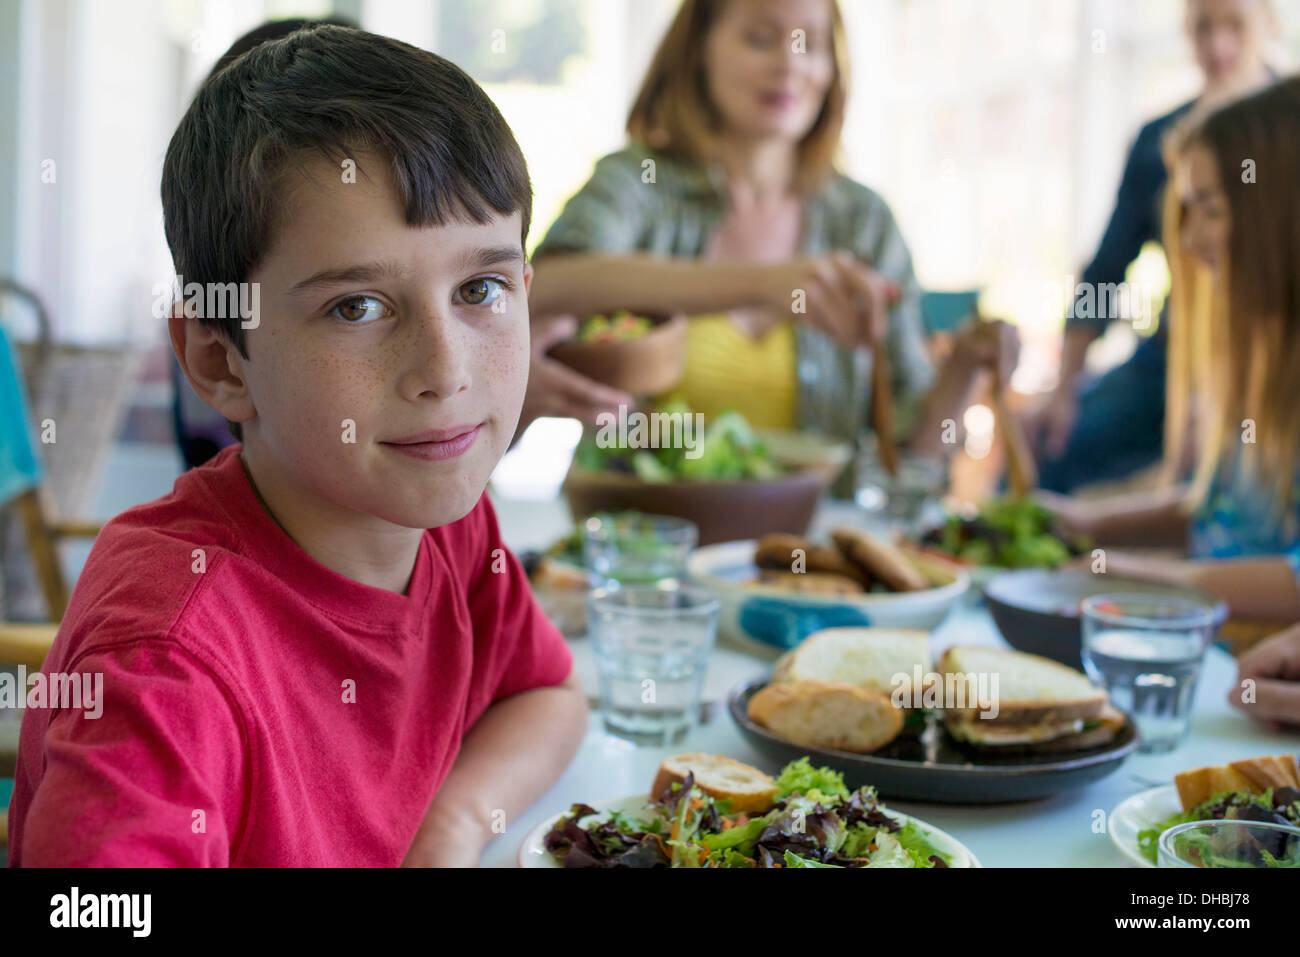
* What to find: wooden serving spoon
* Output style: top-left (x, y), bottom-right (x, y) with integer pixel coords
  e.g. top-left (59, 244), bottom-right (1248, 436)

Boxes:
top-left (870, 342), bottom-right (899, 478)
top-left (988, 347), bottom-right (1037, 497)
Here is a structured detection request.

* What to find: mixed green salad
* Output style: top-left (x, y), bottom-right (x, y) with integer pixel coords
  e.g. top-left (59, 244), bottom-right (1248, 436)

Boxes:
top-left (574, 404), bottom-right (782, 483)
top-left (575, 310), bottom-right (653, 343)
top-left (920, 497), bottom-right (1088, 568)
top-left (1137, 787), bottom-right (1300, 866)
top-left (543, 758), bottom-right (952, 868)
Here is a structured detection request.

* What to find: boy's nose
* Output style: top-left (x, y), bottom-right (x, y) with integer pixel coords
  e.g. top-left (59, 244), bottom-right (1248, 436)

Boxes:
top-left (398, 310), bottom-right (472, 400)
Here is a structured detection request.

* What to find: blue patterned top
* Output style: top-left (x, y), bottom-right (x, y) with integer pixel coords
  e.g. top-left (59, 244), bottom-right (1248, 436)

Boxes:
top-left (1187, 456), bottom-right (1300, 582)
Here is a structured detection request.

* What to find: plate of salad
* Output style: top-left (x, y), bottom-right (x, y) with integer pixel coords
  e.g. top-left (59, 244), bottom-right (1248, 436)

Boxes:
top-left (1109, 784), bottom-right (1300, 867)
top-left (519, 756), bottom-right (979, 868)
top-left (916, 497), bottom-right (1089, 573)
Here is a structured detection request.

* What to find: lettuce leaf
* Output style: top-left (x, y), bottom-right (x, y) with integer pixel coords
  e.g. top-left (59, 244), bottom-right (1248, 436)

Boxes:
top-left (774, 757), bottom-right (851, 801)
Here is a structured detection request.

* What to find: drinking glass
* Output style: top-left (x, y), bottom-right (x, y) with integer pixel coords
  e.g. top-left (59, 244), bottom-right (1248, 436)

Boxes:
top-left (1080, 593), bottom-right (1224, 753)
top-left (854, 434), bottom-right (946, 531)
top-left (586, 585), bottom-right (719, 745)
top-left (581, 512), bottom-right (698, 590)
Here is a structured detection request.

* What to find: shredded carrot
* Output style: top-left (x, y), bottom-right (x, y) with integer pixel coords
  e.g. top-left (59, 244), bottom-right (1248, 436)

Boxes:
top-left (720, 817), bottom-right (736, 831)
top-left (670, 820), bottom-right (679, 841)
top-left (651, 833), bottom-right (671, 859)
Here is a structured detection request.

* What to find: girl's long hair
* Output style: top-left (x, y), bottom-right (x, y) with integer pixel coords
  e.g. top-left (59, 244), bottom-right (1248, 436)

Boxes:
top-left (1162, 76), bottom-right (1300, 517)
top-left (626, 0), bottom-right (849, 194)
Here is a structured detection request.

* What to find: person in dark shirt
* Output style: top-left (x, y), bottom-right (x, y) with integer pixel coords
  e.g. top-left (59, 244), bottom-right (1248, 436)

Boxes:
top-left (1030, 0), bottom-right (1279, 493)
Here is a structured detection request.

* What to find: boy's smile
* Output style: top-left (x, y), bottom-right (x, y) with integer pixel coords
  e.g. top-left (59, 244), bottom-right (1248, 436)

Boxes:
top-left (187, 149), bottom-right (532, 590)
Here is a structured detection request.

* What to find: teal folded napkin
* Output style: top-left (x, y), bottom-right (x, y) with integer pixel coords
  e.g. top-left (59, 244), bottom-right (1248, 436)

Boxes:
top-left (0, 323), bottom-right (43, 504)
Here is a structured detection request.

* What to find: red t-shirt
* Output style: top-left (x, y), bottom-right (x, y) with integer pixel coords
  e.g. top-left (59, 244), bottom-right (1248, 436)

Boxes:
top-left (8, 445), bottom-right (572, 866)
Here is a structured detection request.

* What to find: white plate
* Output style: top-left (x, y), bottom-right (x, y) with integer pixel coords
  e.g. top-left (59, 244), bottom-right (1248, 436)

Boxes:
top-left (687, 540), bottom-right (969, 653)
top-left (1108, 784), bottom-right (1180, 868)
top-left (518, 793), bottom-right (982, 868)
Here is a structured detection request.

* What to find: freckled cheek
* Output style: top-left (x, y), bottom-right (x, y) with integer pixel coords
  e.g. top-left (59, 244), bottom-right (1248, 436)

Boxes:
top-left (477, 324), bottom-right (530, 394)
top-left (258, 339), bottom-right (385, 443)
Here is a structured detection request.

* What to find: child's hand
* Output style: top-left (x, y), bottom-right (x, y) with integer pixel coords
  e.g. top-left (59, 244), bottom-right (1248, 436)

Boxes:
top-left (1229, 622), bottom-right (1300, 731)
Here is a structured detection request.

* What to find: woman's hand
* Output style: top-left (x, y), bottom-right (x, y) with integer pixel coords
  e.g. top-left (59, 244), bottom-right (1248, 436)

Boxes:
top-left (1035, 489), bottom-right (1096, 539)
top-left (949, 318), bottom-right (1020, 382)
top-left (515, 315), bottom-right (634, 440)
top-left (1229, 622), bottom-right (1300, 730)
top-left (1026, 385), bottom-right (1081, 460)
top-left (761, 253), bottom-right (899, 350)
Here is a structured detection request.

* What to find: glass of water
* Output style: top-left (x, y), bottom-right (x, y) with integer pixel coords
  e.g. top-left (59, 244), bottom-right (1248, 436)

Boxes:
top-left (854, 434), bottom-right (947, 531)
top-left (586, 585), bottom-right (720, 745)
top-left (582, 512), bottom-right (698, 590)
top-left (1081, 593), bottom-right (1225, 753)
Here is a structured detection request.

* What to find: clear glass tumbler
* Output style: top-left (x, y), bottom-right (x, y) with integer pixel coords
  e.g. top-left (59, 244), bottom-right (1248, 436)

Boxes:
top-left (586, 585), bottom-right (720, 745)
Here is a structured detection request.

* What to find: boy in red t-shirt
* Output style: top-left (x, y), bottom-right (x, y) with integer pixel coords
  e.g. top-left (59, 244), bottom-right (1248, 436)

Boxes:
top-left (8, 24), bottom-right (587, 867)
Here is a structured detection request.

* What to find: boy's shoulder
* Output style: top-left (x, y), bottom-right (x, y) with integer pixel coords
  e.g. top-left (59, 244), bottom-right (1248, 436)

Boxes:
top-left (52, 449), bottom-right (252, 659)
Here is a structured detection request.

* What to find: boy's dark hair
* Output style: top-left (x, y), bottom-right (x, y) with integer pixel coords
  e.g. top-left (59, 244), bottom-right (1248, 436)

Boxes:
top-left (162, 24), bottom-right (533, 434)
top-left (206, 16), bottom-right (360, 80)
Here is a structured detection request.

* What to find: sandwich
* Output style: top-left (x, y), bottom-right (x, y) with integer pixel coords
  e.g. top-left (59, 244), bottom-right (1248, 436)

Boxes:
top-left (938, 645), bottom-right (1124, 753)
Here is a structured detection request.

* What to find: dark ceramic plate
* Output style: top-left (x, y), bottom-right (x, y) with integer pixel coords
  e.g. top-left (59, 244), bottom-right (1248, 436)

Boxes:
top-left (984, 568), bottom-right (1228, 669)
top-left (728, 677), bottom-right (1139, 804)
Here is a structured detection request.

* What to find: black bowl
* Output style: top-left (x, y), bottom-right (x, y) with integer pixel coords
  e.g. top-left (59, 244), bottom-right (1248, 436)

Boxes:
top-left (984, 568), bottom-right (1228, 669)
top-left (729, 678), bottom-right (1140, 804)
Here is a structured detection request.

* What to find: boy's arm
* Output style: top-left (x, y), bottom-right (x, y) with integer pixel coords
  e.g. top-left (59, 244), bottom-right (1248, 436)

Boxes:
top-left (14, 639), bottom-right (243, 866)
top-left (400, 495), bottom-right (587, 868)
top-left (401, 668), bottom-right (587, 867)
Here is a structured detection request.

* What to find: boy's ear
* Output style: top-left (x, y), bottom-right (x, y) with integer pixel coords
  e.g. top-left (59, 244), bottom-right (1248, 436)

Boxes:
top-left (168, 310), bottom-right (257, 427)
top-left (522, 261), bottom-right (533, 298)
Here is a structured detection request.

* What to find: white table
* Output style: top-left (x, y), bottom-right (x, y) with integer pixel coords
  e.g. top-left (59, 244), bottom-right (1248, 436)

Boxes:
top-left (481, 494), bottom-right (1300, 868)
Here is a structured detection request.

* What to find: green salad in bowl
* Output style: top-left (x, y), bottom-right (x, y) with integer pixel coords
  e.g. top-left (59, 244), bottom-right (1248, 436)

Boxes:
top-left (574, 404), bottom-right (782, 483)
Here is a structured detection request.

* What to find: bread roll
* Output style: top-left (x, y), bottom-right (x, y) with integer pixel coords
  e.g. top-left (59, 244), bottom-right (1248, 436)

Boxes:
top-left (747, 679), bottom-right (904, 754)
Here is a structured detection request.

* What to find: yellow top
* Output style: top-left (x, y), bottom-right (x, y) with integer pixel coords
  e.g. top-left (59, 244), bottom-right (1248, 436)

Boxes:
top-left (658, 313), bottom-right (798, 430)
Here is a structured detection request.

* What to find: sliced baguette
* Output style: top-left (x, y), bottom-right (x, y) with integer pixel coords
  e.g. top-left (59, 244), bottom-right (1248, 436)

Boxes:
top-left (1174, 753), bottom-right (1300, 812)
top-left (831, 527), bottom-right (929, 592)
top-left (747, 679), bottom-right (904, 754)
top-left (753, 534), bottom-right (868, 584)
top-left (650, 753), bottom-right (777, 814)
top-left (938, 645), bottom-right (1107, 725)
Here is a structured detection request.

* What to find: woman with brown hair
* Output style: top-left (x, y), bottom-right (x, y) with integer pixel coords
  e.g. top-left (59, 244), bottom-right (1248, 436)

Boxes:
top-left (1043, 76), bottom-right (1300, 626)
top-left (522, 0), bottom-right (1013, 468)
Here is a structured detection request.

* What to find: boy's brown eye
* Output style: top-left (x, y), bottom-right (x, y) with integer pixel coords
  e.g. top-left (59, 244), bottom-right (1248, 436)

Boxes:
top-left (460, 278), bottom-right (502, 306)
top-left (330, 295), bottom-right (386, 323)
